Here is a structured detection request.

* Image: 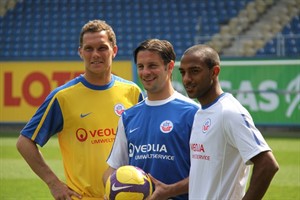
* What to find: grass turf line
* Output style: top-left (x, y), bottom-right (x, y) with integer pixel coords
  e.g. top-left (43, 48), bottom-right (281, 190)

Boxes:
top-left (0, 136), bottom-right (299, 199)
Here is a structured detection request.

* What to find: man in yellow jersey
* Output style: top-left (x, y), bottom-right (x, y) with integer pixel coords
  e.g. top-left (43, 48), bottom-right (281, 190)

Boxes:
top-left (16, 19), bottom-right (143, 200)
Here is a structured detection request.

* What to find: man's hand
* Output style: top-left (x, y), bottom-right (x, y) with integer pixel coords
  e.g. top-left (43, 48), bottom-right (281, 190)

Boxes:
top-left (148, 174), bottom-right (170, 200)
top-left (48, 179), bottom-right (82, 200)
top-left (148, 174), bottom-right (189, 200)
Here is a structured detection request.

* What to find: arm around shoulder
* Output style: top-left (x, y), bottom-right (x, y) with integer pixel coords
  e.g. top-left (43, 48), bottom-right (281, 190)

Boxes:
top-left (243, 151), bottom-right (279, 200)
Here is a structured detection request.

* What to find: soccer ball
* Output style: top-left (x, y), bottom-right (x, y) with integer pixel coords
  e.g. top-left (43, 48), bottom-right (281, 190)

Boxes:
top-left (105, 165), bottom-right (153, 200)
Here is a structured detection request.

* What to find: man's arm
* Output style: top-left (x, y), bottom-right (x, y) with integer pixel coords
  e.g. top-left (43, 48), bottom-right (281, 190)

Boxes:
top-left (16, 135), bottom-right (81, 200)
top-left (148, 175), bottom-right (189, 200)
top-left (243, 151), bottom-right (279, 200)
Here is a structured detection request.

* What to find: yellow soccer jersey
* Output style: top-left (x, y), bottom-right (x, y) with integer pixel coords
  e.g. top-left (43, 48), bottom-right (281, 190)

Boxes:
top-left (21, 74), bottom-right (143, 198)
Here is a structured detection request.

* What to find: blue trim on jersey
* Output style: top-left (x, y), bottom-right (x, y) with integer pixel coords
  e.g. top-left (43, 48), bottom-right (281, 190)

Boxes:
top-left (80, 74), bottom-right (144, 100)
top-left (80, 74), bottom-right (115, 90)
top-left (121, 94), bottom-right (199, 200)
top-left (114, 74), bottom-right (134, 84)
top-left (34, 99), bottom-right (63, 144)
top-left (202, 92), bottom-right (226, 110)
top-left (241, 113), bottom-right (261, 145)
top-left (21, 74), bottom-right (142, 146)
top-left (113, 75), bottom-right (144, 101)
top-left (21, 77), bottom-right (83, 146)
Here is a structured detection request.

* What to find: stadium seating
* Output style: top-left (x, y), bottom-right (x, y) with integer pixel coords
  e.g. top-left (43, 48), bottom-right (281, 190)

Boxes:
top-left (0, 0), bottom-right (299, 61)
top-left (256, 15), bottom-right (300, 57)
top-left (208, 0), bottom-right (300, 57)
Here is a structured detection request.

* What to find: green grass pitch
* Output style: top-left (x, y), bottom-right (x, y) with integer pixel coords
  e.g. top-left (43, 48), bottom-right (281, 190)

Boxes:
top-left (0, 133), bottom-right (299, 199)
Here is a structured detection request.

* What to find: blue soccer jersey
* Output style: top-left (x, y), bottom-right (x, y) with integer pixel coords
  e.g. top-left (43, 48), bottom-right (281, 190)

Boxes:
top-left (107, 91), bottom-right (200, 200)
top-left (21, 74), bottom-right (143, 198)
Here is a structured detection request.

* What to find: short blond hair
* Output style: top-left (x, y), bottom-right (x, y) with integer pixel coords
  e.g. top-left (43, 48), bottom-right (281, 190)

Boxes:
top-left (79, 19), bottom-right (116, 48)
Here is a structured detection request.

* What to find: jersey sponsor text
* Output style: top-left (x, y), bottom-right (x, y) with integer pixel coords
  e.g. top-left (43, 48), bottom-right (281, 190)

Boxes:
top-left (129, 143), bottom-right (174, 160)
top-left (76, 128), bottom-right (116, 142)
top-left (135, 153), bottom-right (174, 160)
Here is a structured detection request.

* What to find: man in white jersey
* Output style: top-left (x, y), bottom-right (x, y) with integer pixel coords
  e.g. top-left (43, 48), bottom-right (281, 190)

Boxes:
top-left (103, 39), bottom-right (200, 200)
top-left (16, 20), bottom-right (143, 200)
top-left (179, 44), bottom-right (279, 200)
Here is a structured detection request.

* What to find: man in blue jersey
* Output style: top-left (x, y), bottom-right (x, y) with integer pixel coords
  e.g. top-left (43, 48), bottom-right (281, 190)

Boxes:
top-left (103, 39), bottom-right (200, 200)
top-left (16, 20), bottom-right (143, 200)
top-left (179, 44), bottom-right (279, 200)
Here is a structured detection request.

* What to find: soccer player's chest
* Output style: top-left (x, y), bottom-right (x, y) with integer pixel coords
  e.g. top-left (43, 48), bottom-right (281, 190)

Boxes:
top-left (126, 110), bottom-right (181, 144)
top-left (57, 89), bottom-right (133, 139)
top-left (190, 112), bottom-right (226, 152)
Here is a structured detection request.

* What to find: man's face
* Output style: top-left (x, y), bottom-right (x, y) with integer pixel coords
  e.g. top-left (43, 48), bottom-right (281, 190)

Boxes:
top-left (179, 53), bottom-right (213, 99)
top-left (136, 50), bottom-right (172, 96)
top-left (78, 31), bottom-right (117, 76)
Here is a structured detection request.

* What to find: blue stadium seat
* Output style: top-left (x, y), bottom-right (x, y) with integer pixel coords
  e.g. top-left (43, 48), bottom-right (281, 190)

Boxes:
top-left (1, 0), bottom-right (298, 60)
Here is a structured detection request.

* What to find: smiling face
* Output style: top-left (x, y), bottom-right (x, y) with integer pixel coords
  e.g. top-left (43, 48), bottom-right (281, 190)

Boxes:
top-left (78, 31), bottom-right (117, 84)
top-left (136, 50), bottom-right (174, 100)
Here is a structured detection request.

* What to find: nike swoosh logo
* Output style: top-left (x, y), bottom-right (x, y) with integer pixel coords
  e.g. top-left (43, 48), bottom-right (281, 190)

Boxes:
top-left (80, 112), bottom-right (92, 118)
top-left (129, 127), bottom-right (139, 133)
top-left (111, 183), bottom-right (132, 191)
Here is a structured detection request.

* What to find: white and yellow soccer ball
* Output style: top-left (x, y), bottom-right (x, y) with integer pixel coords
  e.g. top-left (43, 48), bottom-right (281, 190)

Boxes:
top-left (105, 165), bottom-right (153, 200)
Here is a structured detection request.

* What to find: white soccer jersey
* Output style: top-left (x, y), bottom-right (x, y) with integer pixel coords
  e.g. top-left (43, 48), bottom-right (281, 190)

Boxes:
top-left (189, 93), bottom-right (271, 200)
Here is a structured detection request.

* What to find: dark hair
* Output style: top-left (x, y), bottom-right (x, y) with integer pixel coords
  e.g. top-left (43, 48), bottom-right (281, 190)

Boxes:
top-left (79, 19), bottom-right (116, 48)
top-left (133, 39), bottom-right (176, 64)
top-left (182, 44), bottom-right (220, 69)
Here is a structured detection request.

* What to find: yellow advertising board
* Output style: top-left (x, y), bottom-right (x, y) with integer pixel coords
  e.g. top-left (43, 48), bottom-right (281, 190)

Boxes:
top-left (0, 61), bottom-right (133, 123)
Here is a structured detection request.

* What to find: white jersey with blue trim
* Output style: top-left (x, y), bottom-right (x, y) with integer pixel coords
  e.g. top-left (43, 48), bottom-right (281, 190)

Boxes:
top-left (189, 93), bottom-right (271, 200)
top-left (107, 91), bottom-right (200, 200)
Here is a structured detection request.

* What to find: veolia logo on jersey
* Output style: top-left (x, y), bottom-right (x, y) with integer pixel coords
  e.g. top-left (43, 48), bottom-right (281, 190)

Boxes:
top-left (128, 143), bottom-right (168, 157)
top-left (160, 120), bottom-right (173, 133)
top-left (114, 103), bottom-right (125, 116)
top-left (75, 127), bottom-right (116, 142)
top-left (202, 118), bottom-right (211, 134)
top-left (76, 128), bottom-right (88, 142)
